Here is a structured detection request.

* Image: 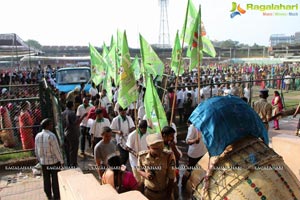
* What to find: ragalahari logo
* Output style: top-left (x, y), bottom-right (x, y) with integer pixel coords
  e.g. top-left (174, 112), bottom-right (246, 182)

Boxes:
top-left (230, 2), bottom-right (246, 18)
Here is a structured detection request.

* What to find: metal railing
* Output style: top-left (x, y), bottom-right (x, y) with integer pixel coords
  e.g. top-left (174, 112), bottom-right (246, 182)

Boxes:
top-left (0, 80), bottom-right (64, 159)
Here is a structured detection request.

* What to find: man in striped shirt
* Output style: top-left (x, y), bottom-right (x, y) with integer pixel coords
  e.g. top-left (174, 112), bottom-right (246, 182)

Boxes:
top-left (35, 118), bottom-right (64, 200)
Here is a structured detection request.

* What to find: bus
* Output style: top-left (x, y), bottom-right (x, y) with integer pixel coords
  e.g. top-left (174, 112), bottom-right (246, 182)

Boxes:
top-left (55, 67), bottom-right (91, 93)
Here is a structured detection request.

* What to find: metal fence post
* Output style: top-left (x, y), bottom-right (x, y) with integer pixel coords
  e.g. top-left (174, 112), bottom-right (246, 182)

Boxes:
top-left (280, 69), bottom-right (288, 109)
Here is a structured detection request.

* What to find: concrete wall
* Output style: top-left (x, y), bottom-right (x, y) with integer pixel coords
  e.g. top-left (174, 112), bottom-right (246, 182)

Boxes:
top-left (58, 169), bottom-right (147, 200)
top-left (272, 134), bottom-right (300, 181)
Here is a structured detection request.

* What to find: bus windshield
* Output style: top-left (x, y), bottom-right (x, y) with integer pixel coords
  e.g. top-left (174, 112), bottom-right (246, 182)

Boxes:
top-left (56, 68), bottom-right (90, 84)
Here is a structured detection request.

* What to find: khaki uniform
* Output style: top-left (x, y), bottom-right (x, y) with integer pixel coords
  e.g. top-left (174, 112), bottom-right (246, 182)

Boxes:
top-left (138, 150), bottom-right (176, 200)
top-left (253, 98), bottom-right (272, 130)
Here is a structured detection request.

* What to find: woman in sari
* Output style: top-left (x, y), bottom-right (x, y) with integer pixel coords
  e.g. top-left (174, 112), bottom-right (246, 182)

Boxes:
top-left (271, 91), bottom-right (283, 130)
top-left (19, 101), bottom-right (35, 149)
top-left (102, 154), bottom-right (138, 193)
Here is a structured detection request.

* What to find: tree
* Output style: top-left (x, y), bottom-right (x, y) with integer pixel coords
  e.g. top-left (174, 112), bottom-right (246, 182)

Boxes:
top-left (25, 39), bottom-right (42, 49)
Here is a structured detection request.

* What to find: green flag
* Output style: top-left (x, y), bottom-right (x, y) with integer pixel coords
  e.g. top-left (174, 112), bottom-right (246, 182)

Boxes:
top-left (89, 43), bottom-right (106, 85)
top-left (202, 36), bottom-right (216, 57)
top-left (121, 31), bottom-right (131, 69)
top-left (132, 55), bottom-right (141, 81)
top-left (102, 43), bottom-right (109, 58)
top-left (144, 74), bottom-right (168, 133)
top-left (110, 35), bottom-right (116, 51)
top-left (171, 31), bottom-right (184, 75)
top-left (139, 34), bottom-right (164, 77)
top-left (118, 31), bottom-right (138, 109)
top-left (180, 0), bottom-right (198, 45)
top-left (187, 6), bottom-right (203, 70)
top-left (106, 43), bottom-right (120, 85)
top-left (102, 66), bottom-right (113, 103)
top-left (116, 29), bottom-right (123, 67)
top-left (181, 0), bottom-right (216, 61)
top-left (109, 35), bottom-right (120, 86)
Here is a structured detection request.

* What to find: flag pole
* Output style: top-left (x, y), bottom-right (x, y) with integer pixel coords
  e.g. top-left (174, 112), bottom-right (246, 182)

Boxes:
top-left (161, 75), bottom-right (169, 104)
top-left (134, 100), bottom-right (139, 153)
top-left (169, 0), bottom-right (190, 125)
top-left (197, 5), bottom-right (202, 104)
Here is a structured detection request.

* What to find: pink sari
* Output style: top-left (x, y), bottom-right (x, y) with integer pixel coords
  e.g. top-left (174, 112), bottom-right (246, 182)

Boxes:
top-left (102, 169), bottom-right (138, 193)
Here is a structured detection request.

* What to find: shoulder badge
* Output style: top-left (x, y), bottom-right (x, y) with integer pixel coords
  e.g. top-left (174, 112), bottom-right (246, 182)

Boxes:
top-left (138, 150), bottom-right (149, 156)
top-left (163, 149), bottom-right (173, 154)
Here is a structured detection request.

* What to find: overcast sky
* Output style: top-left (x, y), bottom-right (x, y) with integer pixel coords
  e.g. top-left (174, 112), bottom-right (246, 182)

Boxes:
top-left (1, 0), bottom-right (299, 47)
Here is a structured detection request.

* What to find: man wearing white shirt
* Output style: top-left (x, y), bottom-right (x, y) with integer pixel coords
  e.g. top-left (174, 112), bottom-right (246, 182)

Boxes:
top-left (244, 84), bottom-right (251, 103)
top-left (90, 109), bottom-right (111, 153)
top-left (100, 89), bottom-right (112, 113)
top-left (284, 73), bottom-right (292, 93)
top-left (137, 105), bottom-right (145, 123)
top-left (35, 119), bottom-right (64, 200)
top-left (177, 87), bottom-right (184, 123)
top-left (126, 120), bottom-right (149, 182)
top-left (111, 106), bottom-right (135, 165)
top-left (76, 97), bottom-right (92, 155)
top-left (89, 82), bottom-right (98, 97)
top-left (186, 121), bottom-right (206, 170)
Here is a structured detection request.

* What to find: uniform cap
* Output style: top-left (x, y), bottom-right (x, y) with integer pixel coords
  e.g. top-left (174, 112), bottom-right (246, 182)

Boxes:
top-left (146, 134), bottom-right (163, 146)
top-left (259, 89), bottom-right (269, 96)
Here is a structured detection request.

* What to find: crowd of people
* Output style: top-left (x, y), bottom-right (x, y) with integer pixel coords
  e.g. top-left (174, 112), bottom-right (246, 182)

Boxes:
top-left (2, 61), bottom-right (300, 199)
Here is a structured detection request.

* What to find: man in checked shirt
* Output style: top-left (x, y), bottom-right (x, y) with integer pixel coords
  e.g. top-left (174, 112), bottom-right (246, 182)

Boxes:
top-left (35, 118), bottom-right (64, 200)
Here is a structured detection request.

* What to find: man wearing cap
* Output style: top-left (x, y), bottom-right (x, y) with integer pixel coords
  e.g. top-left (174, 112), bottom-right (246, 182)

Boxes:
top-left (35, 118), bottom-right (64, 200)
top-left (253, 89), bottom-right (273, 130)
top-left (90, 109), bottom-right (111, 153)
top-left (137, 134), bottom-right (176, 200)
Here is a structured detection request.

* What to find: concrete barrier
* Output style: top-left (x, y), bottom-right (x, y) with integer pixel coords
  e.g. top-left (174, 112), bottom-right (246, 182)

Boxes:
top-left (272, 134), bottom-right (300, 181)
top-left (58, 169), bottom-right (147, 200)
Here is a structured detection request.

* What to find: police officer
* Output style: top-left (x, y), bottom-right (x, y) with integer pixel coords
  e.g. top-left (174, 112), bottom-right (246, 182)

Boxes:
top-left (137, 134), bottom-right (176, 200)
top-left (253, 89), bottom-right (273, 131)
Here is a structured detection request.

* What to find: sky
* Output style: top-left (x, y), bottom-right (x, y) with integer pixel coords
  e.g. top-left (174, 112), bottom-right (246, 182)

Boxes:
top-left (1, 0), bottom-right (300, 48)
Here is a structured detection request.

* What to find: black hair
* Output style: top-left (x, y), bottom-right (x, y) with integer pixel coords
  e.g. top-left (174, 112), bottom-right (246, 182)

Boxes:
top-left (107, 155), bottom-right (121, 168)
top-left (119, 106), bottom-right (127, 111)
top-left (103, 126), bottom-right (112, 133)
top-left (161, 126), bottom-right (175, 136)
top-left (107, 155), bottom-right (122, 191)
top-left (40, 118), bottom-right (52, 129)
top-left (66, 101), bottom-right (74, 109)
top-left (139, 120), bottom-right (148, 129)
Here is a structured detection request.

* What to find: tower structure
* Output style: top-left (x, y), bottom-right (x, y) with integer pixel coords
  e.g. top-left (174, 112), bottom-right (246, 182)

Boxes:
top-left (159, 0), bottom-right (170, 48)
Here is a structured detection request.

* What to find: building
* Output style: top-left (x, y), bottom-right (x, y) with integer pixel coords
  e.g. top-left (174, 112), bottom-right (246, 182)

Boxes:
top-left (270, 34), bottom-right (295, 47)
top-left (295, 32), bottom-right (300, 44)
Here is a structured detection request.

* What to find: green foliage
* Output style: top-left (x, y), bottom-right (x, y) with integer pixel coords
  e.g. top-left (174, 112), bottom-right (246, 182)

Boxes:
top-left (0, 151), bottom-right (34, 162)
top-left (25, 39), bottom-right (42, 49)
top-left (212, 40), bottom-right (265, 48)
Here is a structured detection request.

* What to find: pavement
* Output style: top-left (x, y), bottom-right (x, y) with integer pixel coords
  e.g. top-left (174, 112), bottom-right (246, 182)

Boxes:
top-left (1, 115), bottom-right (299, 200)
